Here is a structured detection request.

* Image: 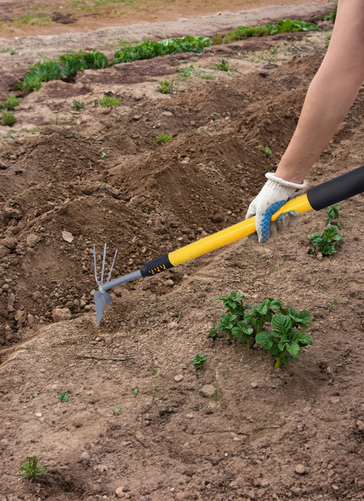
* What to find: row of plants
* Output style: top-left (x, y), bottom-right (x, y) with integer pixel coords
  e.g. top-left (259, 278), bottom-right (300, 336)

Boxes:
top-left (16, 16), bottom-right (328, 95)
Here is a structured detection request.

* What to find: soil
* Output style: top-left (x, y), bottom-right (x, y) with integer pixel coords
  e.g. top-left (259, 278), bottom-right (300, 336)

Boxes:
top-left (1, 2), bottom-right (364, 501)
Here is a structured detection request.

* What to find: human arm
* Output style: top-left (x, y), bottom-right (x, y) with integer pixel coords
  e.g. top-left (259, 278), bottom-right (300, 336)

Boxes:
top-left (247, 0), bottom-right (364, 242)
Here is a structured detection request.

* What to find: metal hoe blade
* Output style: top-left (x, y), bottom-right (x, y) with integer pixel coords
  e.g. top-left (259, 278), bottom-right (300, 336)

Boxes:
top-left (93, 243), bottom-right (118, 325)
top-left (93, 244), bottom-right (141, 325)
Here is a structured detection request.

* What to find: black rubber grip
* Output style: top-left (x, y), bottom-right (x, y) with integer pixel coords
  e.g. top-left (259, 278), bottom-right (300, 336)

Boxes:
top-left (140, 254), bottom-right (174, 277)
top-left (307, 165), bottom-right (364, 211)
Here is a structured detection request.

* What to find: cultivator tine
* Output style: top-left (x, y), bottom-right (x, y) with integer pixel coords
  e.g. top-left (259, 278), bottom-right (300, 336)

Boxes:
top-left (93, 244), bottom-right (117, 325)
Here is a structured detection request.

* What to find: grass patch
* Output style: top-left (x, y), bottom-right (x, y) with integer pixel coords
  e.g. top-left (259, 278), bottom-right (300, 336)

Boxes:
top-left (99, 96), bottom-right (121, 107)
top-left (72, 100), bottom-right (85, 110)
top-left (156, 134), bottom-right (173, 143)
top-left (3, 95), bottom-right (21, 110)
top-left (157, 81), bottom-right (174, 94)
top-left (2, 111), bottom-right (16, 126)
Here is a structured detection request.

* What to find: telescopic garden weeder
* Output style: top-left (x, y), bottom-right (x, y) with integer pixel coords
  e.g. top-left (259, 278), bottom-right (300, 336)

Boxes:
top-left (93, 165), bottom-right (364, 324)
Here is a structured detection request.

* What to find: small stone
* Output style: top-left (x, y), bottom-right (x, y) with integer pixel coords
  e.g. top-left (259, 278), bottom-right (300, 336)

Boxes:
top-left (3, 207), bottom-right (22, 222)
top-left (181, 364), bottom-right (187, 370)
top-left (80, 451), bottom-right (91, 462)
top-left (186, 413), bottom-right (194, 419)
top-left (294, 464), bottom-right (307, 475)
top-left (0, 246), bottom-right (10, 258)
top-left (35, 412), bottom-right (42, 417)
top-left (331, 484), bottom-right (339, 491)
top-left (27, 314), bottom-right (34, 325)
top-left (165, 279), bottom-right (174, 287)
top-left (356, 419), bottom-right (364, 432)
top-left (2, 237), bottom-right (17, 250)
top-left (251, 382), bottom-right (258, 388)
top-left (62, 231), bottom-right (74, 243)
top-left (27, 234), bottom-right (41, 248)
top-left (162, 111), bottom-right (173, 116)
top-left (115, 487), bottom-right (125, 498)
top-left (174, 375), bottom-right (183, 382)
top-left (52, 307), bottom-right (72, 322)
top-left (15, 310), bottom-right (26, 324)
top-left (200, 384), bottom-right (216, 398)
top-left (211, 213), bottom-right (223, 223)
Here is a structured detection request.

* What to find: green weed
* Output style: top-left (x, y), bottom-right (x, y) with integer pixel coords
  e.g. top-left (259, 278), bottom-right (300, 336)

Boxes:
top-left (156, 134), bottom-right (173, 143)
top-left (157, 81), bottom-right (174, 94)
top-left (214, 59), bottom-right (230, 71)
top-left (99, 96), bottom-right (120, 107)
top-left (260, 145), bottom-right (272, 157)
top-left (191, 354), bottom-right (207, 370)
top-left (57, 391), bottom-right (68, 402)
top-left (18, 456), bottom-right (47, 480)
top-left (4, 95), bottom-right (21, 110)
top-left (309, 205), bottom-right (343, 256)
top-left (2, 111), bottom-right (16, 126)
top-left (72, 100), bottom-right (85, 110)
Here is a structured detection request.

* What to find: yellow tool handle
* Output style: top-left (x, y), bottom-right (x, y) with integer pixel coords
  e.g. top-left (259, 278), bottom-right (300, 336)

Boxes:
top-left (169, 194), bottom-right (312, 266)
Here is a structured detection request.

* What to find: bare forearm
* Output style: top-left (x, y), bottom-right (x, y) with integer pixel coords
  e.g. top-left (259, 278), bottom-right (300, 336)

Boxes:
top-left (275, 0), bottom-right (364, 183)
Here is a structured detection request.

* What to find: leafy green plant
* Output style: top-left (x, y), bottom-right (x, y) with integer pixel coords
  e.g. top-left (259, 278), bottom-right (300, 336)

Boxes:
top-left (114, 36), bottom-right (212, 64)
top-left (211, 292), bottom-right (312, 364)
top-left (224, 19), bottom-right (320, 43)
top-left (72, 100), bottom-right (85, 110)
top-left (214, 59), bottom-right (230, 71)
top-left (99, 96), bottom-right (120, 107)
top-left (157, 81), bottom-right (174, 94)
top-left (156, 134), bottom-right (173, 143)
top-left (101, 152), bottom-right (109, 158)
top-left (18, 456), bottom-right (47, 480)
top-left (255, 310), bottom-right (312, 368)
top-left (190, 354), bottom-right (207, 370)
top-left (2, 111), bottom-right (16, 126)
top-left (326, 204), bottom-right (341, 226)
top-left (4, 95), bottom-right (21, 110)
top-left (323, 12), bottom-right (336, 22)
top-left (211, 113), bottom-right (221, 120)
top-left (57, 391), bottom-right (69, 402)
top-left (309, 225), bottom-right (343, 256)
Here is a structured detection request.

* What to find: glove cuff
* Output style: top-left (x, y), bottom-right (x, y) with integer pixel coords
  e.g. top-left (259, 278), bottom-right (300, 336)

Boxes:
top-left (265, 172), bottom-right (308, 191)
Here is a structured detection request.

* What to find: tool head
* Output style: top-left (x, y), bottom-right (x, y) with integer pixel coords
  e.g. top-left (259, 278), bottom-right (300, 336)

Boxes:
top-left (94, 289), bottom-right (113, 325)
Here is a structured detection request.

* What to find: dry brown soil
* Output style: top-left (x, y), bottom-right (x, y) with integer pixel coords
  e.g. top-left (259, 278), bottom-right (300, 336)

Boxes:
top-left (1, 2), bottom-right (364, 501)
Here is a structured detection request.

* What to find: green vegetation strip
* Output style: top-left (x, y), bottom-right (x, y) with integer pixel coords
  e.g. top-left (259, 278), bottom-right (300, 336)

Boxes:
top-left (223, 19), bottom-right (320, 43)
top-left (16, 19), bottom-right (323, 95)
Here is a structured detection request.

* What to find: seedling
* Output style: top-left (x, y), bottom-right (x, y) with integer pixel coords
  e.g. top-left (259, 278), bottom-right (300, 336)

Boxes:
top-left (99, 96), bottom-right (120, 107)
top-left (260, 145), bottom-right (272, 157)
top-left (157, 81), bottom-right (174, 94)
top-left (18, 456), bottom-right (47, 481)
top-left (72, 100), bottom-right (85, 110)
top-left (214, 59), bottom-right (230, 71)
top-left (309, 225), bottom-right (343, 256)
top-left (57, 391), bottom-right (68, 402)
top-left (255, 310), bottom-right (312, 368)
top-left (133, 387), bottom-right (139, 394)
top-left (190, 354), bottom-right (207, 370)
top-left (2, 111), bottom-right (16, 126)
top-left (4, 95), bottom-right (21, 110)
top-left (326, 204), bottom-right (341, 226)
top-left (156, 134), bottom-right (173, 143)
top-left (101, 152), bottom-right (109, 158)
top-left (211, 113), bottom-right (221, 120)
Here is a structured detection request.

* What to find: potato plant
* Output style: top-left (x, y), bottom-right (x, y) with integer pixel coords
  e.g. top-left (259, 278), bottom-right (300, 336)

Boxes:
top-left (309, 205), bottom-right (343, 256)
top-left (191, 354), bottom-right (207, 370)
top-left (18, 456), bottom-right (47, 480)
top-left (210, 292), bottom-right (312, 367)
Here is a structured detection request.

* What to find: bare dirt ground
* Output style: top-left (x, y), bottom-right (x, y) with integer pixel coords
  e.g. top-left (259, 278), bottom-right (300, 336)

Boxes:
top-left (1, 2), bottom-right (364, 501)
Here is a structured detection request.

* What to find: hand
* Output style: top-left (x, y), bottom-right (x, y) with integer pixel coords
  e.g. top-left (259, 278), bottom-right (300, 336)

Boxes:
top-left (246, 173), bottom-right (307, 243)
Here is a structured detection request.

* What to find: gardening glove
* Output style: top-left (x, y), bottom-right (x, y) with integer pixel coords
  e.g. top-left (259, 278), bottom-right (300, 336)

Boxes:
top-left (246, 173), bottom-right (307, 243)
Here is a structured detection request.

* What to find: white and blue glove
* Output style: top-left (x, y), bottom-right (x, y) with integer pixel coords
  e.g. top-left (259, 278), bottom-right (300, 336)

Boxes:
top-left (246, 173), bottom-right (308, 243)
